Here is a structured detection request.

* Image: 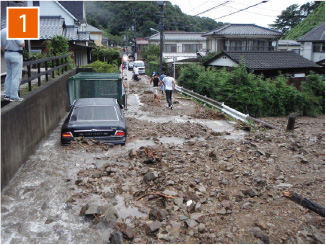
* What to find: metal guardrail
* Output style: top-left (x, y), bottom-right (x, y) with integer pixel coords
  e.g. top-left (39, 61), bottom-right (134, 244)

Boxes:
top-left (175, 85), bottom-right (281, 130)
top-left (175, 85), bottom-right (249, 123)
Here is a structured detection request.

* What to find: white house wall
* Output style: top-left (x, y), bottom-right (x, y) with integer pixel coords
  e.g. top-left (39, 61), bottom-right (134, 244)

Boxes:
top-left (300, 42), bottom-right (313, 61)
top-left (312, 51), bottom-right (325, 63)
top-left (27, 1), bottom-right (75, 25)
top-left (209, 38), bottom-right (224, 52)
top-left (208, 56), bottom-right (238, 67)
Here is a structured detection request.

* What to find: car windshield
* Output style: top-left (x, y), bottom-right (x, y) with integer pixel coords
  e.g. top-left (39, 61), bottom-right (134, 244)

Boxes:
top-left (129, 62), bottom-right (134, 66)
top-left (71, 106), bottom-right (119, 121)
top-left (134, 62), bottom-right (144, 67)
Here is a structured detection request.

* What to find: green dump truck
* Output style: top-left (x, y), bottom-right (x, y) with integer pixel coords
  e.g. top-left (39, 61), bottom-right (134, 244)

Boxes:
top-left (67, 72), bottom-right (125, 106)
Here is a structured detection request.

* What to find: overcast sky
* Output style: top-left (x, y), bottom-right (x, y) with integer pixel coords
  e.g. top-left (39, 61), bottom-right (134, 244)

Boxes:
top-left (169, 0), bottom-right (312, 28)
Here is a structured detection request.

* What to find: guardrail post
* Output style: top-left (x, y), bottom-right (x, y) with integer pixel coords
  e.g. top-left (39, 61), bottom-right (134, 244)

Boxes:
top-left (37, 63), bottom-right (41, 86)
top-left (52, 60), bottom-right (55, 78)
top-left (61, 58), bottom-right (64, 75)
top-left (45, 61), bottom-right (49, 82)
top-left (65, 57), bottom-right (68, 72)
top-left (27, 65), bottom-right (32, 91)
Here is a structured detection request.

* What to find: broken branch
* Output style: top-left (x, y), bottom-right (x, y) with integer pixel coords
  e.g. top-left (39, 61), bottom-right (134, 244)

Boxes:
top-left (136, 192), bottom-right (178, 201)
top-left (283, 191), bottom-right (325, 217)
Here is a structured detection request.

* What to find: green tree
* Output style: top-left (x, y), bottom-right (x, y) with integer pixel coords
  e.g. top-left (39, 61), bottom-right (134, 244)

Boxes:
top-left (86, 1), bottom-right (224, 41)
top-left (285, 1), bottom-right (325, 39)
top-left (270, 1), bottom-right (322, 34)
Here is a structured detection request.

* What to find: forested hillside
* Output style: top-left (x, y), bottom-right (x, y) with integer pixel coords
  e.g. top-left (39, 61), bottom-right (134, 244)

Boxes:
top-left (86, 1), bottom-right (223, 45)
top-left (284, 1), bottom-right (325, 40)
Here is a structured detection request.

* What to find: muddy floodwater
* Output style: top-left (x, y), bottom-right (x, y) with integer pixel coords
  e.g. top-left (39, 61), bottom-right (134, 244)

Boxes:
top-left (2, 70), bottom-right (324, 244)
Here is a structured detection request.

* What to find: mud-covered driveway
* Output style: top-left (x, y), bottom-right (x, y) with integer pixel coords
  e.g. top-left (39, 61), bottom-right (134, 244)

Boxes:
top-left (1, 71), bottom-right (324, 244)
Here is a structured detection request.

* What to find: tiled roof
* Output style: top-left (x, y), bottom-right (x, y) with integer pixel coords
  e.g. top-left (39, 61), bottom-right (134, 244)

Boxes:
top-left (40, 16), bottom-right (64, 39)
top-left (203, 24), bottom-right (283, 37)
top-left (207, 51), bottom-right (320, 70)
top-left (85, 24), bottom-right (103, 33)
top-left (40, 17), bottom-right (90, 41)
top-left (63, 25), bottom-right (78, 40)
top-left (77, 32), bottom-right (90, 41)
top-left (298, 22), bottom-right (325, 42)
top-left (136, 38), bottom-right (148, 45)
top-left (149, 32), bottom-right (206, 41)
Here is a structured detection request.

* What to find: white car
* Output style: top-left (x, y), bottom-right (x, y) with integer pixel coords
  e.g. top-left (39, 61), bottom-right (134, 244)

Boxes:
top-left (133, 60), bottom-right (145, 75)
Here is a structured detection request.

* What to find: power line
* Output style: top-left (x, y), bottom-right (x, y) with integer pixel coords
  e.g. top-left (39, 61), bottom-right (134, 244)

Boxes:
top-left (214, 0), bottom-right (269, 20)
top-left (194, 1), bottom-right (230, 16)
top-left (225, 5), bottom-right (276, 18)
top-left (233, 0), bottom-right (280, 13)
top-left (186, 0), bottom-right (211, 14)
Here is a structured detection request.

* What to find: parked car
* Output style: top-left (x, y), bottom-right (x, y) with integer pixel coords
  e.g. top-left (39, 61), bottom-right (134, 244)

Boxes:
top-left (134, 60), bottom-right (145, 75)
top-left (61, 98), bottom-right (126, 146)
top-left (128, 61), bottom-right (134, 71)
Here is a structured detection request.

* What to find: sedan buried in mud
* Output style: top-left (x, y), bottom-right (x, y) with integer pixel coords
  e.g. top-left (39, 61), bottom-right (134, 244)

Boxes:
top-left (61, 98), bottom-right (126, 145)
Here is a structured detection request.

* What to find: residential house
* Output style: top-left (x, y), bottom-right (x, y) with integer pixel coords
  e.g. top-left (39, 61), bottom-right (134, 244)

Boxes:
top-left (147, 31), bottom-right (206, 62)
top-left (277, 40), bottom-right (301, 54)
top-left (298, 22), bottom-right (325, 64)
top-left (86, 24), bottom-right (103, 47)
top-left (202, 24), bottom-right (283, 53)
top-left (25, 1), bottom-right (93, 66)
top-left (135, 38), bottom-right (148, 59)
top-left (204, 51), bottom-right (321, 89)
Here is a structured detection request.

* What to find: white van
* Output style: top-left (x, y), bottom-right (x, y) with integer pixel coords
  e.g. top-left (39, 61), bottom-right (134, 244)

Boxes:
top-left (133, 60), bottom-right (145, 75)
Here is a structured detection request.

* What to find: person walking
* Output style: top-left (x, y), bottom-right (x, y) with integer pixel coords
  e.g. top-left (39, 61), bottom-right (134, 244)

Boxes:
top-left (150, 72), bottom-right (161, 88)
top-left (162, 73), bottom-right (176, 109)
top-left (133, 65), bottom-right (139, 81)
top-left (160, 71), bottom-right (166, 95)
top-left (1, 28), bottom-right (25, 102)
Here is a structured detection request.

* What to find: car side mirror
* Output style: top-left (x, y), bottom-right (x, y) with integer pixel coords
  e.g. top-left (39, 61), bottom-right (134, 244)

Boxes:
top-left (120, 104), bottom-right (124, 110)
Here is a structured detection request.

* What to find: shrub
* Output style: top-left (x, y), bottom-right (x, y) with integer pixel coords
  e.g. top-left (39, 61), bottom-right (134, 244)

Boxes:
top-left (45, 35), bottom-right (69, 55)
top-left (301, 73), bottom-right (325, 116)
top-left (91, 47), bottom-right (121, 65)
top-left (82, 60), bottom-right (120, 73)
top-left (178, 64), bottom-right (323, 117)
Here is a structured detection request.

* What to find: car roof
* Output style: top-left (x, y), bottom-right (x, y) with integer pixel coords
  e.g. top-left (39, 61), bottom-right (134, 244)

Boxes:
top-left (74, 98), bottom-right (118, 107)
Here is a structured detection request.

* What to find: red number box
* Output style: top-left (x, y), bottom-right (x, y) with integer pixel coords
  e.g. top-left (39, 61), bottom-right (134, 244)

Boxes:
top-left (7, 7), bottom-right (39, 40)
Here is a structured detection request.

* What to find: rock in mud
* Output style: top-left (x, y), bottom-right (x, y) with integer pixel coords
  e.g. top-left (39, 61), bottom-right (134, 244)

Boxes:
top-left (145, 221), bottom-right (162, 234)
top-left (250, 227), bottom-right (270, 244)
top-left (99, 204), bottom-right (119, 225)
top-left (143, 171), bottom-right (159, 183)
top-left (255, 219), bottom-right (268, 230)
top-left (109, 230), bottom-right (123, 244)
top-left (185, 219), bottom-right (198, 228)
top-left (115, 222), bottom-right (135, 241)
top-left (242, 189), bottom-right (258, 197)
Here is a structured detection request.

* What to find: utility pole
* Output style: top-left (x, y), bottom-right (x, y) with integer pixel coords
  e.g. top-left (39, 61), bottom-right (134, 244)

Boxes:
top-left (157, 1), bottom-right (164, 75)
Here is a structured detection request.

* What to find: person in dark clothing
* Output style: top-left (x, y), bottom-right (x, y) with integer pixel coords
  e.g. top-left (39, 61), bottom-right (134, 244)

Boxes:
top-left (150, 72), bottom-right (161, 87)
top-left (150, 72), bottom-right (162, 104)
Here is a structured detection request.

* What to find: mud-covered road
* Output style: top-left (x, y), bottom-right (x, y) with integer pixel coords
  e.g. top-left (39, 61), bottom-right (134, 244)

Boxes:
top-left (1, 70), bottom-right (325, 244)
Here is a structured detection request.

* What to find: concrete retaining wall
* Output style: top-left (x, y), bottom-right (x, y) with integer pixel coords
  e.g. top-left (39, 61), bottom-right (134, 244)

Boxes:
top-left (1, 69), bottom-right (76, 190)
